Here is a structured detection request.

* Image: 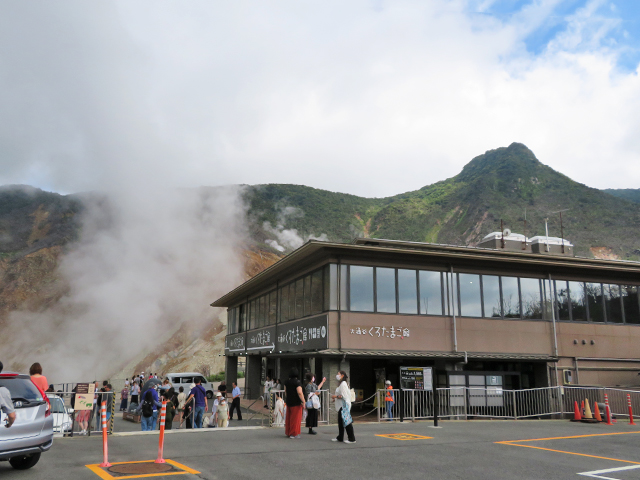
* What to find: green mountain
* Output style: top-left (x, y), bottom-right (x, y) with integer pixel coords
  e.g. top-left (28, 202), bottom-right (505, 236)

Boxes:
top-left (603, 188), bottom-right (640, 204)
top-left (2, 143), bottom-right (640, 264)
top-left (245, 143), bottom-right (640, 260)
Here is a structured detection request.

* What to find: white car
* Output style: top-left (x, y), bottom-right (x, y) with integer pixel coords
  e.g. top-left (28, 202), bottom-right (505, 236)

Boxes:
top-left (164, 373), bottom-right (215, 399)
top-left (47, 395), bottom-right (73, 434)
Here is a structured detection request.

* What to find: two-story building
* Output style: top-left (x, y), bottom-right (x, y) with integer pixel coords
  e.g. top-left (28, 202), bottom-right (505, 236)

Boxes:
top-left (211, 237), bottom-right (640, 403)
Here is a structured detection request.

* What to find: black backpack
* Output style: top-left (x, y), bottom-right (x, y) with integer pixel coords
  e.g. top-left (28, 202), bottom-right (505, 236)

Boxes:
top-left (141, 392), bottom-right (153, 418)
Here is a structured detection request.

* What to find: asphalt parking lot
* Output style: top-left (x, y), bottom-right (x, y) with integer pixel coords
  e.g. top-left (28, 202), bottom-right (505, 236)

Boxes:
top-left (1, 420), bottom-right (639, 479)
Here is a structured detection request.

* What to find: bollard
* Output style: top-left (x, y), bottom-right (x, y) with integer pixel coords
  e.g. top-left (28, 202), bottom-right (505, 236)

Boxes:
top-left (99, 402), bottom-right (111, 467)
top-left (155, 401), bottom-right (167, 464)
top-left (628, 394), bottom-right (636, 425)
top-left (604, 394), bottom-right (613, 426)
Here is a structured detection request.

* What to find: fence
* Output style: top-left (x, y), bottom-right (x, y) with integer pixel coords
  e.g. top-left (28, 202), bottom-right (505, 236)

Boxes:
top-left (377, 386), bottom-right (640, 422)
top-left (268, 389), bottom-right (330, 427)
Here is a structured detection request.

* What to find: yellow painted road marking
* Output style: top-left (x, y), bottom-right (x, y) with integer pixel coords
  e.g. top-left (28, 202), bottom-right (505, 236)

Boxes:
top-left (86, 459), bottom-right (200, 479)
top-left (496, 431), bottom-right (640, 466)
top-left (376, 433), bottom-right (433, 440)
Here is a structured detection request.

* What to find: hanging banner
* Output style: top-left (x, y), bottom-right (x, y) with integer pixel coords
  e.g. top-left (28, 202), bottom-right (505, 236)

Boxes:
top-left (276, 315), bottom-right (328, 353)
top-left (225, 332), bottom-right (246, 355)
top-left (246, 326), bottom-right (276, 354)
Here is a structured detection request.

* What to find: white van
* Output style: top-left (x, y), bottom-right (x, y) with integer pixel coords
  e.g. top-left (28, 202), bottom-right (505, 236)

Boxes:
top-left (165, 372), bottom-right (215, 399)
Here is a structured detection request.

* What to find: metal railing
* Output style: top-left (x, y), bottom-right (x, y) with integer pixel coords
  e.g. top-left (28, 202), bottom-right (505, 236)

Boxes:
top-left (376, 386), bottom-right (640, 421)
top-left (268, 389), bottom-right (330, 427)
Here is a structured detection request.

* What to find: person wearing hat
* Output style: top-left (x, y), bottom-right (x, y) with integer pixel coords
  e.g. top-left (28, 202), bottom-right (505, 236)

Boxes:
top-left (385, 380), bottom-right (395, 421)
top-left (216, 392), bottom-right (229, 428)
top-left (211, 392), bottom-right (222, 427)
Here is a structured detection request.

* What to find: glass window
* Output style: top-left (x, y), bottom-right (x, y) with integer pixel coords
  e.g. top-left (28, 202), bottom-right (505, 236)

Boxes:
top-left (398, 269), bottom-right (418, 314)
top-left (586, 283), bottom-right (604, 322)
top-left (311, 270), bottom-right (323, 315)
top-left (419, 271), bottom-right (443, 315)
top-left (622, 286), bottom-right (640, 324)
top-left (249, 299), bottom-right (256, 329)
top-left (260, 295), bottom-right (267, 327)
top-left (568, 282), bottom-right (586, 321)
top-left (268, 292), bottom-right (277, 325)
top-left (288, 283), bottom-right (296, 321)
top-left (340, 265), bottom-right (348, 311)
top-left (295, 279), bottom-right (304, 318)
top-left (520, 278), bottom-right (542, 319)
top-left (555, 281), bottom-right (571, 321)
top-left (376, 267), bottom-right (396, 313)
top-left (304, 275), bottom-right (312, 317)
top-left (482, 275), bottom-right (502, 318)
top-left (458, 273), bottom-right (482, 317)
top-left (350, 266), bottom-right (374, 312)
top-left (604, 284), bottom-right (623, 324)
top-left (501, 276), bottom-right (520, 318)
top-left (279, 287), bottom-right (287, 323)
top-left (324, 265), bottom-right (338, 311)
top-left (239, 304), bottom-right (246, 332)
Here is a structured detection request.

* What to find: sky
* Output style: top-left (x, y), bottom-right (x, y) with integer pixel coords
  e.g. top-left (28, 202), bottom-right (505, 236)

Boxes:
top-left (1, 0), bottom-right (640, 198)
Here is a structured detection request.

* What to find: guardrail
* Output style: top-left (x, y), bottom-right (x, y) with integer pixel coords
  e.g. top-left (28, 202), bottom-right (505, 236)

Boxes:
top-left (376, 386), bottom-right (640, 421)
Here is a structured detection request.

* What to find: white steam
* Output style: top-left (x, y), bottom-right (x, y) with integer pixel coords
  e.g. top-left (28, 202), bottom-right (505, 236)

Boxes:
top-left (3, 186), bottom-right (246, 383)
top-left (263, 206), bottom-right (328, 252)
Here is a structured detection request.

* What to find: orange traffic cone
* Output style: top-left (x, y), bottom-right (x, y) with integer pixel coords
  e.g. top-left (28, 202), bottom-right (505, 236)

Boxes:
top-left (581, 400), bottom-right (585, 415)
top-left (594, 401), bottom-right (603, 422)
top-left (571, 400), bottom-right (582, 422)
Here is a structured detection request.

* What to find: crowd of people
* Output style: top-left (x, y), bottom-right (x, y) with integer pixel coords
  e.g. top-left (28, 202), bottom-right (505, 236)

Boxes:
top-left (0, 361), bottom-right (359, 443)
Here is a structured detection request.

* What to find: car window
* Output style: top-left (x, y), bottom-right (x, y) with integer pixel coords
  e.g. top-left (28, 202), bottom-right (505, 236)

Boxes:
top-left (198, 376), bottom-right (206, 384)
top-left (0, 377), bottom-right (44, 402)
top-left (181, 377), bottom-right (193, 384)
top-left (50, 397), bottom-right (66, 414)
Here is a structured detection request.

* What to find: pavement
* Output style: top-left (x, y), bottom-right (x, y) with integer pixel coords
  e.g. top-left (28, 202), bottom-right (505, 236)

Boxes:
top-left (1, 419), bottom-right (639, 479)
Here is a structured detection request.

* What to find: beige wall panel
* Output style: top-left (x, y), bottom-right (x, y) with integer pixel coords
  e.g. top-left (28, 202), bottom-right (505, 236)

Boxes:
top-left (557, 324), bottom-right (640, 359)
top-left (457, 318), bottom-right (553, 355)
top-left (338, 312), bottom-right (452, 352)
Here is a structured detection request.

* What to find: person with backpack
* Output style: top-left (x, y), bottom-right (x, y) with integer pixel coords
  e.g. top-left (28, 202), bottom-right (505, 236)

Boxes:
top-left (331, 370), bottom-right (356, 443)
top-left (140, 386), bottom-right (161, 431)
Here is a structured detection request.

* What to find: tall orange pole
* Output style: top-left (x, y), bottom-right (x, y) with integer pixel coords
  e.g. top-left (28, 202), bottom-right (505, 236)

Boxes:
top-left (99, 402), bottom-right (111, 467)
top-left (628, 394), bottom-right (636, 425)
top-left (604, 393), bottom-right (613, 426)
top-left (155, 401), bottom-right (167, 464)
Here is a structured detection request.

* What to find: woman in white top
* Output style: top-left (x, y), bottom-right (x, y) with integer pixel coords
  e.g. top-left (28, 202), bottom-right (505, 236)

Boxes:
top-left (263, 376), bottom-right (274, 408)
top-left (330, 370), bottom-right (356, 443)
top-left (176, 386), bottom-right (187, 429)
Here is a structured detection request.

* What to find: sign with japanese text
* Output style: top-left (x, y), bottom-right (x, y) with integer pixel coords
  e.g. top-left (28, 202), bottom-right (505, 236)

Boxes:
top-left (400, 367), bottom-right (433, 391)
top-left (348, 325), bottom-right (410, 339)
top-left (225, 332), bottom-right (246, 354)
top-left (276, 315), bottom-right (328, 353)
top-left (247, 326), bottom-right (276, 353)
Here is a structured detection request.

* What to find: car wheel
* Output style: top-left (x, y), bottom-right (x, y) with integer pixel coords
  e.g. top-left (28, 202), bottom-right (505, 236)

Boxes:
top-left (9, 453), bottom-right (41, 470)
top-left (206, 391), bottom-right (213, 399)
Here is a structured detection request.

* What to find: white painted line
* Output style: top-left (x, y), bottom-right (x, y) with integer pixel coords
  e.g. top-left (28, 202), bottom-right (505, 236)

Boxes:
top-left (578, 464), bottom-right (640, 480)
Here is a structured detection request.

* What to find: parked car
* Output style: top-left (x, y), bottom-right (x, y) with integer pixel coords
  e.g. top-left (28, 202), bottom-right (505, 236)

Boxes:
top-left (48, 395), bottom-right (73, 434)
top-left (0, 373), bottom-right (53, 470)
top-left (164, 373), bottom-right (215, 399)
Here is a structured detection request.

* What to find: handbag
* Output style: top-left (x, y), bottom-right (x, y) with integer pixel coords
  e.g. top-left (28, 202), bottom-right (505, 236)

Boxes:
top-left (340, 404), bottom-right (353, 427)
top-left (306, 397), bottom-right (313, 409)
top-left (311, 394), bottom-right (321, 409)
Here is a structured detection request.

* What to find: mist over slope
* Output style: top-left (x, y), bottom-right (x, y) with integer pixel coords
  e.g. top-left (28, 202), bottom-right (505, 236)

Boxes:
top-left (2, 143), bottom-right (640, 381)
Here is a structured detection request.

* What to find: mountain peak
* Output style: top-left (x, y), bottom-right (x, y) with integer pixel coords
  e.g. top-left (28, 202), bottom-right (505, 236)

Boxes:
top-left (456, 142), bottom-right (541, 183)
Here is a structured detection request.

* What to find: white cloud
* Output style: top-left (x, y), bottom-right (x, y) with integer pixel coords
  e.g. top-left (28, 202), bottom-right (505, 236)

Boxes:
top-left (0, 0), bottom-right (638, 198)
